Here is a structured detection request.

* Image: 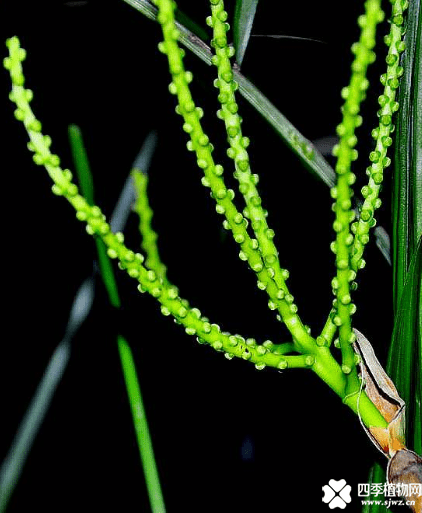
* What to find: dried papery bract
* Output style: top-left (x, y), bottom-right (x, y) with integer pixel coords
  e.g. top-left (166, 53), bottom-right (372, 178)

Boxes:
top-left (353, 328), bottom-right (406, 456)
top-left (354, 329), bottom-right (422, 512)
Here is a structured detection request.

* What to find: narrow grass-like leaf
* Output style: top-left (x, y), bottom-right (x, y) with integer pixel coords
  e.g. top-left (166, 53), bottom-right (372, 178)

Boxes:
top-left (362, 462), bottom-right (388, 513)
top-left (117, 335), bottom-right (166, 513)
top-left (387, 236), bottom-right (422, 454)
top-left (0, 126), bottom-right (151, 512)
top-left (68, 126), bottom-right (166, 512)
top-left (110, 132), bottom-right (157, 234)
top-left (389, 0), bottom-right (421, 455)
top-left (363, 4), bottom-right (421, 510)
top-left (251, 34), bottom-right (326, 44)
top-left (68, 124), bottom-right (94, 205)
top-left (132, 130), bottom-right (158, 177)
top-left (175, 7), bottom-right (208, 42)
top-left (414, 5), bottom-right (422, 244)
top-left (68, 124), bottom-right (120, 306)
top-left (233, 0), bottom-right (259, 66)
top-left (374, 226), bottom-right (391, 266)
top-left (0, 278), bottom-right (94, 513)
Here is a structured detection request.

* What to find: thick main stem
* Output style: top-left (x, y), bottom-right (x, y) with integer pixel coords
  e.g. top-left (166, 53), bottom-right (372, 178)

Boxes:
top-left (312, 347), bottom-right (388, 429)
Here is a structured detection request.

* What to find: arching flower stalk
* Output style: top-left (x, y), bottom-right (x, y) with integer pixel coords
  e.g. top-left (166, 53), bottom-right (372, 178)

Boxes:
top-left (3, 0), bottom-right (421, 508)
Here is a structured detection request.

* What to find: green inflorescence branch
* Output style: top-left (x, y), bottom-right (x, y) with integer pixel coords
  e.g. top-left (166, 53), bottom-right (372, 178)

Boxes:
top-left (207, 0), bottom-right (301, 334)
top-left (4, 36), bottom-right (309, 373)
top-left (152, 0), bottom-right (317, 355)
top-left (328, 0), bottom-right (385, 396)
top-left (5, 3), bottom-right (394, 432)
top-left (320, 0), bottom-right (408, 363)
top-left (132, 169), bottom-right (168, 284)
top-left (350, 0), bottom-right (408, 270)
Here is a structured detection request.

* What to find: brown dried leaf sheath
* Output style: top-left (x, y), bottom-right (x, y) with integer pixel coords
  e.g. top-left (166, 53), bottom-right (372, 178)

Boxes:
top-left (353, 328), bottom-right (406, 456)
top-left (353, 329), bottom-right (422, 512)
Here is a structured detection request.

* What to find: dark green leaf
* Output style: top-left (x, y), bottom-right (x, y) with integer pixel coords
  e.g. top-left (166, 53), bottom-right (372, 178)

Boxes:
top-left (175, 7), bottom-right (208, 42)
top-left (68, 124), bottom-right (120, 307)
top-left (68, 124), bottom-right (94, 205)
top-left (233, 0), bottom-right (259, 66)
top-left (389, 0), bottom-right (421, 454)
top-left (387, 236), bottom-right (422, 454)
top-left (362, 463), bottom-right (388, 513)
top-left (413, 1), bottom-right (422, 245)
top-left (364, 4), bottom-right (421, 511)
top-left (68, 125), bottom-right (166, 510)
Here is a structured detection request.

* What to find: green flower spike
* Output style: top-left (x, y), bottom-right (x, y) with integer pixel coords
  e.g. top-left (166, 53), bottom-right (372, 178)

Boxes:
top-left (351, 0), bottom-right (409, 271)
top-left (4, 35), bottom-right (306, 374)
top-left (151, 0), bottom-right (317, 355)
top-left (132, 169), bottom-right (168, 284)
top-left (207, 0), bottom-right (300, 333)
top-left (329, 0), bottom-right (385, 397)
top-left (320, 0), bottom-right (408, 360)
top-left (5, 28), bottom-right (390, 431)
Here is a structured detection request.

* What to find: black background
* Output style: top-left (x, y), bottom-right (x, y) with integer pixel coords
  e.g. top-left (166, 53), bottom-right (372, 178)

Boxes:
top-left (1, 1), bottom-right (395, 512)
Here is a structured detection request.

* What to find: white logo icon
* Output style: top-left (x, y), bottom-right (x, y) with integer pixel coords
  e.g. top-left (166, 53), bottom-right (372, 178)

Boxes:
top-left (322, 479), bottom-right (352, 509)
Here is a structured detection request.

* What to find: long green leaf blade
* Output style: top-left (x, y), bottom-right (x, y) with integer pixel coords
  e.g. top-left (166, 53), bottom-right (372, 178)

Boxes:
top-left (68, 124), bottom-right (95, 205)
top-left (175, 7), bottom-right (208, 42)
top-left (413, 1), bottom-right (422, 244)
top-left (233, 0), bottom-right (259, 66)
top-left (388, 0), bottom-right (422, 454)
top-left (387, 236), bottom-right (422, 453)
top-left (363, 3), bottom-right (421, 511)
top-left (68, 124), bottom-right (121, 306)
top-left (0, 278), bottom-right (94, 513)
top-left (68, 125), bottom-right (166, 512)
top-left (362, 463), bottom-right (388, 513)
top-left (117, 335), bottom-right (166, 513)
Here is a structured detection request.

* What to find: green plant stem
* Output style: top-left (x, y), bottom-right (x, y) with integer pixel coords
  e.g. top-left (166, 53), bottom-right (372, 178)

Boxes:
top-left (311, 346), bottom-right (387, 428)
top-left (330, 0), bottom-right (384, 395)
top-left (117, 335), bottom-right (166, 513)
